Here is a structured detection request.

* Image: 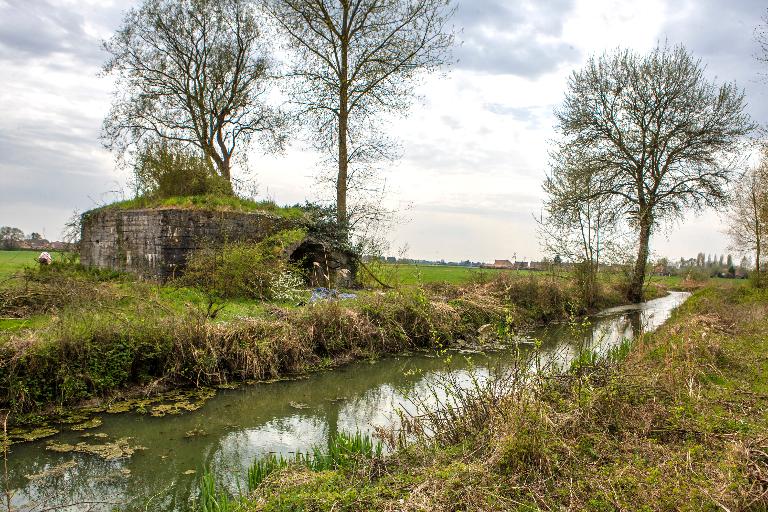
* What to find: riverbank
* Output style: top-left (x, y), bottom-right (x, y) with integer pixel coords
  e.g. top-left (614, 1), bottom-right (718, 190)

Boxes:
top-left (218, 282), bottom-right (767, 511)
top-left (0, 258), bottom-right (673, 424)
top-left (3, 286), bottom-right (690, 511)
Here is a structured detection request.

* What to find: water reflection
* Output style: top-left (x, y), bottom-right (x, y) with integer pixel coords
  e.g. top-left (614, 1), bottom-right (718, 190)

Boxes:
top-left (5, 292), bottom-right (688, 511)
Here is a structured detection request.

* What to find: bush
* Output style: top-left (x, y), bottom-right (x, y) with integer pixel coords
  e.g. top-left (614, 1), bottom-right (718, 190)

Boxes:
top-left (683, 267), bottom-right (710, 283)
top-left (133, 143), bottom-right (232, 199)
top-left (182, 229), bottom-right (308, 301)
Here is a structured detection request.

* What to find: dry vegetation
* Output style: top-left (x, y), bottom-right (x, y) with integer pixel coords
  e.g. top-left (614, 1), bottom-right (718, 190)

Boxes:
top-left (0, 263), bottom-right (641, 416)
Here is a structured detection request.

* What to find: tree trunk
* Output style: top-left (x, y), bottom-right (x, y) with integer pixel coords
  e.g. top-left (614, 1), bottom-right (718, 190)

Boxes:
top-left (220, 160), bottom-right (234, 195)
top-left (337, 12), bottom-right (350, 236)
top-left (754, 185), bottom-right (761, 288)
top-left (628, 217), bottom-right (652, 303)
top-left (337, 106), bottom-right (348, 231)
top-left (756, 240), bottom-right (761, 288)
top-left (205, 146), bottom-right (234, 195)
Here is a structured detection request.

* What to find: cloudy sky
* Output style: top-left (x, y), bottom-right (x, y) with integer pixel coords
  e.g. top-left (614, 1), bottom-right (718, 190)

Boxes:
top-left (1, 0), bottom-right (767, 262)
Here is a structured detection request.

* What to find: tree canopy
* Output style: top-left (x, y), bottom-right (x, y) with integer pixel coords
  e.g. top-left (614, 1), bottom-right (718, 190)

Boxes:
top-left (727, 151), bottom-right (768, 287)
top-left (266, 0), bottom-right (455, 230)
top-left (551, 44), bottom-right (754, 301)
top-left (102, 0), bottom-right (286, 188)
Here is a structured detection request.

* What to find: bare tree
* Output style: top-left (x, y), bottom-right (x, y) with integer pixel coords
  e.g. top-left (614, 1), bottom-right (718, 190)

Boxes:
top-left (265, 0), bottom-right (455, 231)
top-left (102, 0), bottom-right (285, 191)
top-left (758, 9), bottom-right (768, 75)
top-left (553, 44), bottom-right (754, 302)
top-left (539, 148), bottom-right (628, 307)
top-left (727, 153), bottom-right (768, 287)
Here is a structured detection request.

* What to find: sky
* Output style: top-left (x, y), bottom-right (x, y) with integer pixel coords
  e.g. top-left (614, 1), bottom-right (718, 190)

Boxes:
top-left (0, 0), bottom-right (767, 263)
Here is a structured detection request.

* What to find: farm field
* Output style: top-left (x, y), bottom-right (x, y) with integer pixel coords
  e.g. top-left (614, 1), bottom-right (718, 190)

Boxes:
top-left (0, 250), bottom-right (45, 279)
top-left (376, 263), bottom-right (526, 285)
top-left (379, 262), bottom-right (706, 290)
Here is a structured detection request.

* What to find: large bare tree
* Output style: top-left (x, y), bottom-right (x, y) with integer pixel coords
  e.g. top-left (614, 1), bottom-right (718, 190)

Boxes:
top-left (553, 44), bottom-right (754, 302)
top-left (102, 0), bottom-right (285, 190)
top-left (266, 0), bottom-right (455, 231)
top-left (727, 152), bottom-right (768, 287)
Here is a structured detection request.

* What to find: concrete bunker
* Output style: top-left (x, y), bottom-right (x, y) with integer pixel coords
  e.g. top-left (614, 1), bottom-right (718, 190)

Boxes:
top-left (80, 206), bottom-right (356, 287)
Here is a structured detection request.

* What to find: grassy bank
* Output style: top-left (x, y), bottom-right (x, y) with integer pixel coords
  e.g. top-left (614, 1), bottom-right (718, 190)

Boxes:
top-left (213, 281), bottom-right (766, 511)
top-left (0, 256), bottom-right (648, 418)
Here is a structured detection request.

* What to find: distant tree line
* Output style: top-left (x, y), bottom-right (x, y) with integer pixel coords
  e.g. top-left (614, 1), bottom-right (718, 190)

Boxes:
top-left (0, 227), bottom-right (53, 250)
top-left (376, 257), bottom-right (486, 267)
top-left (654, 253), bottom-right (748, 280)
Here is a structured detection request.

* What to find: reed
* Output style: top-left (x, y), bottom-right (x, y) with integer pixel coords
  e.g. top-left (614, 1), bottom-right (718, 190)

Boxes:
top-left (198, 472), bottom-right (237, 512)
top-left (247, 453), bottom-right (290, 491)
top-left (200, 431), bottom-right (384, 509)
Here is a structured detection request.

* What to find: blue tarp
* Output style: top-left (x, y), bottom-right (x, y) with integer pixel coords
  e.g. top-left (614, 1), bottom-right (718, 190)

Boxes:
top-left (309, 287), bottom-right (357, 303)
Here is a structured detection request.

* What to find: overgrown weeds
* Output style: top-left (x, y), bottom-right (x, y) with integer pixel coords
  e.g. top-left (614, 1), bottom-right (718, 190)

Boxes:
top-left (182, 229), bottom-right (308, 302)
top-left (0, 263), bottom-right (127, 318)
top-left (0, 265), bottom-right (629, 416)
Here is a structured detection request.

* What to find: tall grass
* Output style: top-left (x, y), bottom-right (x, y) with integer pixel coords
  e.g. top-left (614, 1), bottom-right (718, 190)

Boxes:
top-left (305, 431), bottom-right (383, 473)
top-left (246, 431), bottom-right (383, 489)
top-left (198, 431), bottom-right (383, 510)
top-left (199, 473), bottom-right (237, 512)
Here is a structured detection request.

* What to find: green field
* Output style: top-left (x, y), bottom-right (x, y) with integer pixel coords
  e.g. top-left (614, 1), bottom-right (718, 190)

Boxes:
top-left (0, 250), bottom-right (46, 279)
top-left (377, 263), bottom-right (694, 289)
top-left (373, 263), bottom-right (526, 285)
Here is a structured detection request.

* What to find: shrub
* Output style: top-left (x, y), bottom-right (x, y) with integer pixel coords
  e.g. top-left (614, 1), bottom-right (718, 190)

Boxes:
top-left (270, 270), bottom-right (307, 303)
top-left (182, 229), bottom-right (308, 301)
top-left (683, 267), bottom-right (710, 283)
top-left (132, 143), bottom-right (232, 199)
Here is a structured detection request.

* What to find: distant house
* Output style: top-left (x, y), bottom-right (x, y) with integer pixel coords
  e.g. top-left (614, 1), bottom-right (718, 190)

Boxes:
top-left (491, 259), bottom-right (514, 269)
top-left (15, 239), bottom-right (69, 251)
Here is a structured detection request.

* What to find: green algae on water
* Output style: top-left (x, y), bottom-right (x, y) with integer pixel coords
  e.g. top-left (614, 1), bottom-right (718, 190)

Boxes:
top-left (8, 426), bottom-right (59, 444)
top-left (70, 417), bottom-right (103, 431)
top-left (46, 437), bottom-right (146, 460)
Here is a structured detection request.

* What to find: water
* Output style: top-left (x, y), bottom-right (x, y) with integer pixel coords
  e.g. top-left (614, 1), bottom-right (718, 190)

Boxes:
top-left (4, 292), bottom-right (689, 512)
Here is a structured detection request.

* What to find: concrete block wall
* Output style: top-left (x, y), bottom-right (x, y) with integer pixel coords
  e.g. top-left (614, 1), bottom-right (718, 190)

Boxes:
top-left (80, 208), bottom-right (294, 279)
